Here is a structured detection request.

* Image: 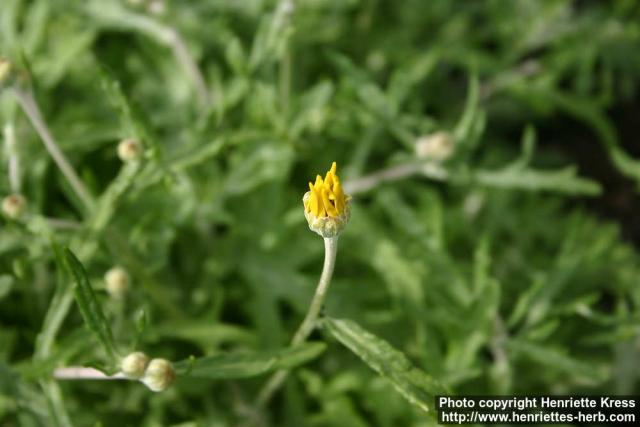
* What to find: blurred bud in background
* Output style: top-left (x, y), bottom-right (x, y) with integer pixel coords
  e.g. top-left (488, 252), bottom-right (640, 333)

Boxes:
top-left (104, 266), bottom-right (130, 299)
top-left (2, 194), bottom-right (27, 219)
top-left (117, 138), bottom-right (143, 162)
top-left (415, 131), bottom-right (455, 162)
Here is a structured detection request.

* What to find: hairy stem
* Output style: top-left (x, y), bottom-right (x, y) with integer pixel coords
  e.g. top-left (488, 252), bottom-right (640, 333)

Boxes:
top-left (3, 123), bottom-right (20, 193)
top-left (13, 88), bottom-right (94, 211)
top-left (256, 236), bottom-right (339, 406)
top-left (343, 161), bottom-right (448, 195)
top-left (166, 28), bottom-right (211, 109)
top-left (53, 367), bottom-right (127, 380)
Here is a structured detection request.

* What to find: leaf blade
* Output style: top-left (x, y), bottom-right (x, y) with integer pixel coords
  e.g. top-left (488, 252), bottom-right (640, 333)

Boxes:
top-left (174, 342), bottom-right (326, 379)
top-left (324, 317), bottom-right (447, 414)
top-left (59, 247), bottom-right (117, 361)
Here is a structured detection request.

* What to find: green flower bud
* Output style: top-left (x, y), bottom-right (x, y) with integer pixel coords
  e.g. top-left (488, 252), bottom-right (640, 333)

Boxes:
top-left (142, 358), bottom-right (175, 392)
top-left (120, 352), bottom-right (149, 379)
top-left (2, 194), bottom-right (27, 219)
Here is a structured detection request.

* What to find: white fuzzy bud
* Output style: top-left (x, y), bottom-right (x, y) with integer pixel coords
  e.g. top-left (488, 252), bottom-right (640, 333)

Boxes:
top-left (117, 138), bottom-right (143, 162)
top-left (2, 194), bottom-right (26, 219)
top-left (147, 0), bottom-right (166, 15)
top-left (142, 358), bottom-right (175, 392)
top-left (120, 352), bottom-right (149, 379)
top-left (104, 266), bottom-right (129, 299)
top-left (415, 132), bottom-right (455, 161)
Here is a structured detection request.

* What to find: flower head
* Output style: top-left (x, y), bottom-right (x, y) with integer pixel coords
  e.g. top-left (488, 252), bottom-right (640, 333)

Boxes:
top-left (105, 266), bottom-right (130, 299)
top-left (120, 352), bottom-right (149, 379)
top-left (303, 162), bottom-right (350, 238)
top-left (2, 194), bottom-right (27, 219)
top-left (117, 138), bottom-right (143, 162)
top-left (142, 358), bottom-right (175, 392)
top-left (414, 131), bottom-right (455, 161)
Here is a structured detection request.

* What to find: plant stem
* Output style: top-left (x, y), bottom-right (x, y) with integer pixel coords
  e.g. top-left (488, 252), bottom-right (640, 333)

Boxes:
top-left (256, 236), bottom-right (339, 406)
top-left (166, 28), bottom-right (211, 109)
top-left (343, 161), bottom-right (448, 195)
top-left (53, 367), bottom-right (127, 380)
top-left (12, 87), bottom-right (95, 211)
top-left (3, 123), bottom-right (20, 193)
top-left (87, 2), bottom-right (211, 110)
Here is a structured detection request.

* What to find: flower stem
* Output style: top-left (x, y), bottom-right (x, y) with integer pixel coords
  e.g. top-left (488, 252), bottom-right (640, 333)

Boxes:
top-left (12, 87), bottom-right (95, 211)
top-left (3, 123), bottom-right (20, 193)
top-left (256, 236), bottom-right (339, 406)
top-left (166, 28), bottom-right (211, 109)
top-left (53, 367), bottom-right (127, 381)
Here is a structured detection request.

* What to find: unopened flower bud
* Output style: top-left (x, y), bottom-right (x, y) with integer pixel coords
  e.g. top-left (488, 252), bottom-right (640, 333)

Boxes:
top-left (104, 266), bottom-right (129, 299)
top-left (147, 0), bottom-right (166, 15)
top-left (142, 358), bottom-right (175, 392)
top-left (0, 58), bottom-right (12, 85)
top-left (120, 351), bottom-right (149, 379)
top-left (303, 162), bottom-right (351, 238)
top-left (415, 131), bottom-right (455, 161)
top-left (2, 194), bottom-right (27, 219)
top-left (117, 138), bottom-right (143, 162)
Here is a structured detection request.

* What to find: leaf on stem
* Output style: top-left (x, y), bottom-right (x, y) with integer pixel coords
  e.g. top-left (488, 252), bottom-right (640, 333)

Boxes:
top-left (174, 342), bottom-right (326, 379)
top-left (54, 245), bottom-right (118, 362)
top-left (323, 317), bottom-right (447, 414)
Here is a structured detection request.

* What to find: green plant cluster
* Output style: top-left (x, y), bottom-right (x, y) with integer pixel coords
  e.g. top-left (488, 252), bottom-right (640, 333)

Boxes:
top-left (1, 0), bottom-right (640, 426)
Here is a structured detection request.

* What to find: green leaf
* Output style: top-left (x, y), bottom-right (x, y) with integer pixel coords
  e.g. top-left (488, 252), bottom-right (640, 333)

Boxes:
top-left (56, 247), bottom-right (117, 361)
top-left (323, 317), bottom-right (447, 414)
top-left (0, 275), bottom-right (14, 300)
top-left (174, 342), bottom-right (326, 379)
top-left (453, 73), bottom-right (480, 144)
top-left (473, 165), bottom-right (601, 195)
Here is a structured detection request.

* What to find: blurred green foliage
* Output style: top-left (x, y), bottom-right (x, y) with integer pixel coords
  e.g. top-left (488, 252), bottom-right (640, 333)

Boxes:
top-left (1, 0), bottom-right (640, 425)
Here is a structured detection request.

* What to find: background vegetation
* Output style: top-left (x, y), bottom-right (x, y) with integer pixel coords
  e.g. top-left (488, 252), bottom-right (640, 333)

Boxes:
top-left (1, 0), bottom-right (640, 425)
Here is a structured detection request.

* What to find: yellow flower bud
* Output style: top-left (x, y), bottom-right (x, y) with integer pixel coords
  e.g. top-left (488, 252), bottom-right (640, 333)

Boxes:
top-left (303, 162), bottom-right (351, 238)
top-left (104, 266), bottom-right (129, 299)
top-left (117, 138), bottom-right (143, 162)
top-left (120, 352), bottom-right (149, 379)
top-left (142, 358), bottom-right (175, 392)
top-left (2, 194), bottom-right (27, 219)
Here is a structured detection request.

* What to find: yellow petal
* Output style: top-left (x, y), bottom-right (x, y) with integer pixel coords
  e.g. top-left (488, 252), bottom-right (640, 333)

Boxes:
top-left (304, 182), bottom-right (314, 212)
top-left (311, 194), bottom-right (321, 217)
top-left (322, 188), bottom-right (338, 217)
top-left (333, 180), bottom-right (345, 213)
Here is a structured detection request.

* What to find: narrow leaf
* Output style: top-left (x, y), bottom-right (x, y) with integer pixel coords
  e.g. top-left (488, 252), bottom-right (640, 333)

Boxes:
top-left (60, 248), bottom-right (117, 361)
top-left (174, 342), bottom-right (326, 379)
top-left (324, 317), bottom-right (447, 413)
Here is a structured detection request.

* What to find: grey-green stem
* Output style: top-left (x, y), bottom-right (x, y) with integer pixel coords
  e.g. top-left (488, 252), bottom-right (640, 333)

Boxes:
top-left (53, 367), bottom-right (127, 380)
top-left (13, 87), bottom-right (95, 211)
top-left (256, 236), bottom-right (339, 406)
